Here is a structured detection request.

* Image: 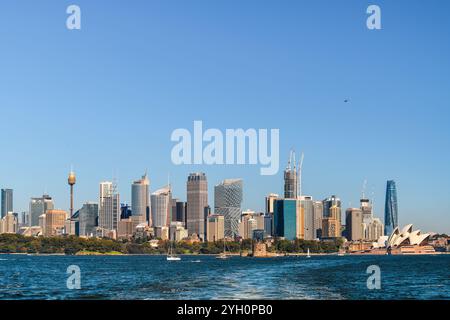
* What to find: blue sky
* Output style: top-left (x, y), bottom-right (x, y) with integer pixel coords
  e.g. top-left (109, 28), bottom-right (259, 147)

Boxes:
top-left (0, 0), bottom-right (449, 233)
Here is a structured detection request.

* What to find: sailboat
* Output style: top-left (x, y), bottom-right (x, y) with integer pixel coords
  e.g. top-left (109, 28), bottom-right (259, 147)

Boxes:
top-left (216, 239), bottom-right (230, 259)
top-left (167, 242), bottom-right (181, 261)
top-left (306, 248), bottom-right (311, 258)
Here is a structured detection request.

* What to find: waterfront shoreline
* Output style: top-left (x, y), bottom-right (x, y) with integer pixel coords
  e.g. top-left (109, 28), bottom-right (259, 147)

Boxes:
top-left (0, 252), bottom-right (336, 257)
top-left (2, 251), bottom-right (448, 257)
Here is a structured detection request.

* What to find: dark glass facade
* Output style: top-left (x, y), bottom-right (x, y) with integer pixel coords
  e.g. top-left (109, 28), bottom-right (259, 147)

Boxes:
top-left (273, 199), bottom-right (297, 240)
top-left (384, 180), bottom-right (398, 236)
top-left (120, 204), bottom-right (132, 219)
top-left (1, 189), bottom-right (13, 218)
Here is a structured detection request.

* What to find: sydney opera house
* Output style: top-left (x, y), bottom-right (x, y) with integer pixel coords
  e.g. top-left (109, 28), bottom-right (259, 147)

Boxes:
top-left (351, 224), bottom-right (436, 255)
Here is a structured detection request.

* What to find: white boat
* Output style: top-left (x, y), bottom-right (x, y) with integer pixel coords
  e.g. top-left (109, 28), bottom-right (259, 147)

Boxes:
top-left (216, 240), bottom-right (230, 260)
top-left (306, 248), bottom-right (311, 258)
top-left (167, 256), bottom-right (181, 261)
top-left (167, 242), bottom-right (181, 261)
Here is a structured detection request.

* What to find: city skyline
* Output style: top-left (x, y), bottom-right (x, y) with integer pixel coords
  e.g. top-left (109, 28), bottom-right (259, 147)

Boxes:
top-left (1, 164), bottom-right (446, 237)
top-left (0, 1), bottom-right (449, 233)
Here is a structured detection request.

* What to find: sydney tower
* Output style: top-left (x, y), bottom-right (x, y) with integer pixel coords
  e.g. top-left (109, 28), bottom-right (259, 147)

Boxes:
top-left (68, 169), bottom-right (76, 218)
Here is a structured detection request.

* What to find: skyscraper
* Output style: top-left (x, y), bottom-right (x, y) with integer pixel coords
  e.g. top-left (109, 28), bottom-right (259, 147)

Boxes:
top-left (366, 218), bottom-right (384, 241)
top-left (283, 152), bottom-right (298, 199)
top-left (1, 189), bottom-right (13, 218)
top-left (169, 221), bottom-right (188, 241)
top-left (384, 180), bottom-right (398, 236)
top-left (170, 199), bottom-right (185, 223)
top-left (44, 209), bottom-right (67, 236)
top-left (120, 203), bottom-right (132, 220)
top-left (265, 193), bottom-right (279, 215)
top-left (323, 195), bottom-right (341, 223)
top-left (19, 211), bottom-right (28, 227)
top-left (186, 173), bottom-right (208, 240)
top-left (151, 186), bottom-right (171, 228)
top-left (321, 196), bottom-right (342, 238)
top-left (206, 214), bottom-right (225, 242)
top-left (131, 173), bottom-right (150, 224)
top-left (321, 205), bottom-right (341, 238)
top-left (273, 199), bottom-right (303, 240)
top-left (245, 218), bottom-right (257, 240)
top-left (29, 194), bottom-right (54, 227)
top-left (264, 214), bottom-right (273, 237)
top-left (299, 196), bottom-right (315, 240)
top-left (170, 198), bottom-right (178, 222)
top-left (359, 197), bottom-right (384, 241)
top-left (214, 179), bottom-right (243, 238)
top-left (360, 198), bottom-right (372, 221)
top-left (313, 201), bottom-right (323, 239)
top-left (0, 212), bottom-right (18, 234)
top-left (345, 208), bottom-right (363, 241)
top-left (98, 181), bottom-right (120, 231)
top-left (77, 202), bottom-right (99, 237)
top-left (321, 196), bottom-right (342, 239)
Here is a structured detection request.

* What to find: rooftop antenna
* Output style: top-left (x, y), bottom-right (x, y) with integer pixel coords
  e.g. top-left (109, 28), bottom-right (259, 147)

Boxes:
top-left (168, 172), bottom-right (171, 191)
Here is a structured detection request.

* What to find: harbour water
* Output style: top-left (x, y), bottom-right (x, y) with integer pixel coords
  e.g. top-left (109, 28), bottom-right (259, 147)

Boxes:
top-left (0, 254), bottom-right (449, 300)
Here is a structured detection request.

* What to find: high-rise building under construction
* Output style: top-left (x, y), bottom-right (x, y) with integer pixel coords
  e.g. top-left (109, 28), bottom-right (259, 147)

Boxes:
top-left (284, 151), bottom-right (298, 199)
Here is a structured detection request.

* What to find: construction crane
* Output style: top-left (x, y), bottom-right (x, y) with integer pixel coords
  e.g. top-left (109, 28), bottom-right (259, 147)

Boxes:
top-left (297, 152), bottom-right (304, 198)
top-left (286, 149), bottom-right (293, 170)
top-left (361, 178), bottom-right (367, 199)
top-left (292, 150), bottom-right (296, 169)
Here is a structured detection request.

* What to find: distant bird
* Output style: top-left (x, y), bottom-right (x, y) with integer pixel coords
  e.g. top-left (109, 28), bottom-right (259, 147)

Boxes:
top-left (344, 99), bottom-right (350, 103)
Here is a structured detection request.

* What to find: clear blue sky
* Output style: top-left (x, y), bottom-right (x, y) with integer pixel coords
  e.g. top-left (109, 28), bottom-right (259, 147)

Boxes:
top-left (0, 0), bottom-right (449, 233)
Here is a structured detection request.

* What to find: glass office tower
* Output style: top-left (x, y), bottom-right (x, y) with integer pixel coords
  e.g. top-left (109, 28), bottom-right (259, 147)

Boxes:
top-left (214, 179), bottom-right (243, 238)
top-left (1, 189), bottom-right (13, 218)
top-left (131, 173), bottom-right (150, 224)
top-left (77, 202), bottom-right (99, 237)
top-left (273, 199), bottom-right (299, 240)
top-left (384, 180), bottom-right (398, 236)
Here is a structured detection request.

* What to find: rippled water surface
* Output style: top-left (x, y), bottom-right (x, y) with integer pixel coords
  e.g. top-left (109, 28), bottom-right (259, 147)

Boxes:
top-left (0, 254), bottom-right (449, 300)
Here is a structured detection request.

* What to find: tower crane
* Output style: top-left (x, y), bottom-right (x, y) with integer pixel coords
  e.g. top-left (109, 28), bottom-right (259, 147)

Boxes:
top-left (297, 152), bottom-right (304, 198)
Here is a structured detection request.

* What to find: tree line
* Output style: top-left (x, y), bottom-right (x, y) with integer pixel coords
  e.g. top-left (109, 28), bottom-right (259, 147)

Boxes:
top-left (0, 234), bottom-right (343, 255)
